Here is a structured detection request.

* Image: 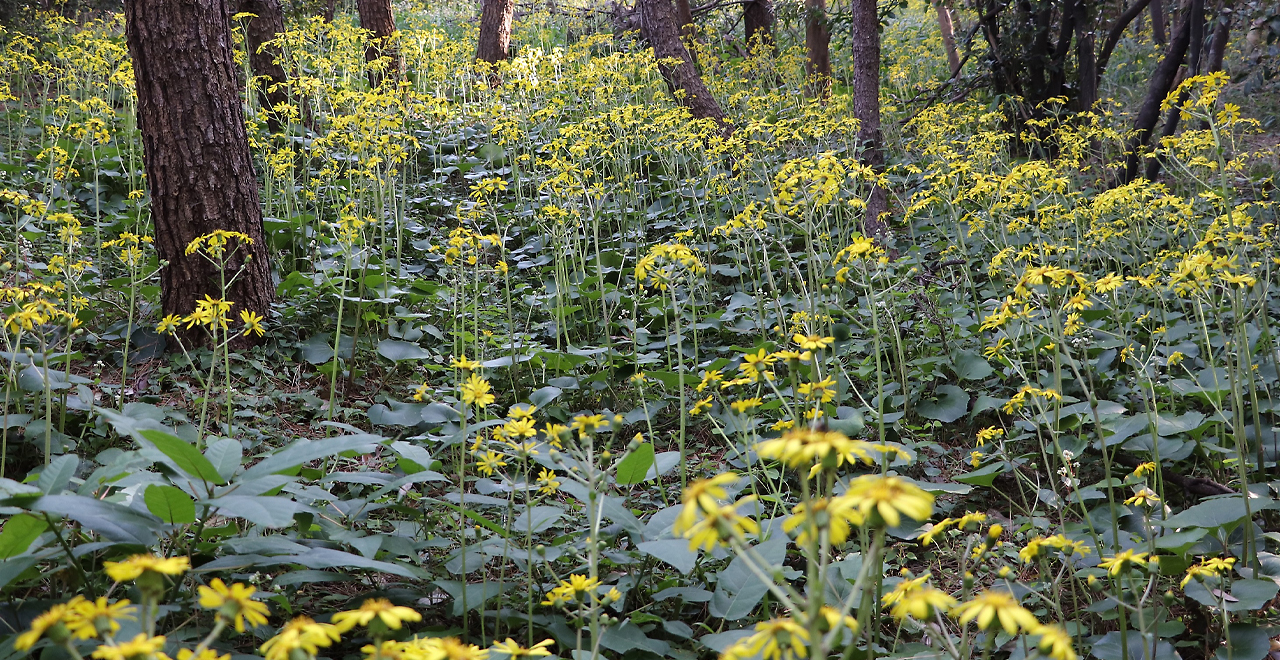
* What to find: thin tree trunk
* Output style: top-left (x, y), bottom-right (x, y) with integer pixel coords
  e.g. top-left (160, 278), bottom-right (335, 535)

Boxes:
top-left (236, 0), bottom-right (290, 132)
top-left (476, 0), bottom-right (516, 64)
top-left (1151, 0), bottom-right (1168, 43)
top-left (1122, 0), bottom-right (1194, 182)
top-left (1095, 0), bottom-right (1154, 80)
top-left (851, 0), bottom-right (887, 237)
top-left (356, 0), bottom-right (398, 86)
top-left (805, 0), bottom-right (831, 97)
top-left (123, 0), bottom-right (274, 336)
top-left (1076, 0), bottom-right (1098, 110)
top-left (322, 0), bottom-right (337, 21)
top-left (934, 1), bottom-right (961, 74)
top-left (637, 0), bottom-right (730, 128)
top-left (675, 0), bottom-right (694, 35)
top-left (1144, 0), bottom-right (1204, 179)
top-left (1203, 2), bottom-right (1230, 73)
top-left (744, 0), bottom-right (775, 51)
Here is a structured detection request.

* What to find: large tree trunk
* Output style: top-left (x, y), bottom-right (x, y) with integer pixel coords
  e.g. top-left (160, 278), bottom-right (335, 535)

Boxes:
top-left (805, 0), bottom-right (831, 97)
top-left (743, 0), bottom-right (775, 51)
top-left (637, 0), bottom-right (730, 128)
top-left (236, 0), bottom-right (290, 132)
top-left (851, 0), bottom-right (888, 238)
top-left (934, 1), bottom-right (961, 74)
top-left (124, 0), bottom-right (274, 336)
top-left (1095, 0), bottom-right (1154, 80)
top-left (1121, 0), bottom-right (1194, 182)
top-left (322, 0), bottom-right (337, 21)
top-left (476, 0), bottom-right (516, 64)
top-left (356, 0), bottom-right (398, 86)
top-left (1151, 0), bottom-right (1168, 43)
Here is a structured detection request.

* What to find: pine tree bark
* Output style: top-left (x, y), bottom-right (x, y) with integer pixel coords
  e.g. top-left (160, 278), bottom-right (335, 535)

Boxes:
top-left (236, 0), bottom-right (290, 131)
top-left (934, 0), bottom-right (961, 74)
top-left (805, 0), bottom-right (831, 97)
top-left (743, 0), bottom-right (775, 51)
top-left (1121, 0), bottom-right (1194, 182)
top-left (124, 0), bottom-right (274, 335)
top-left (675, 0), bottom-right (695, 35)
top-left (356, 0), bottom-right (398, 86)
top-left (1151, 0), bottom-right (1168, 43)
top-left (851, 0), bottom-right (887, 236)
top-left (476, 0), bottom-right (516, 63)
top-left (637, 0), bottom-right (730, 128)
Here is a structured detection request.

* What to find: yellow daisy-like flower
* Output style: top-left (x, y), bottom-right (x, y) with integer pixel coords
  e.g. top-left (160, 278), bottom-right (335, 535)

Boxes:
top-left (475, 451), bottom-right (507, 476)
top-left (733, 617), bottom-right (810, 660)
top-left (91, 634), bottom-right (165, 660)
top-left (103, 554), bottom-right (190, 582)
top-left (1181, 556), bottom-right (1236, 588)
top-left (239, 310), bottom-right (265, 337)
top-left (536, 468), bottom-right (561, 495)
top-left (883, 575), bottom-right (957, 621)
top-left (783, 497), bottom-right (863, 546)
top-left (430, 637), bottom-right (489, 660)
top-left (67, 597), bottom-right (135, 640)
top-left (674, 472), bottom-right (739, 535)
top-left (1033, 624), bottom-right (1078, 660)
top-left (1097, 549), bottom-right (1151, 576)
top-left (1124, 488), bottom-right (1160, 507)
top-left (837, 474), bottom-right (934, 528)
top-left (259, 617), bottom-right (341, 660)
top-left (460, 373), bottom-right (495, 407)
top-left (450, 356), bottom-right (482, 371)
top-left (176, 650), bottom-right (230, 660)
top-left (684, 497), bottom-right (761, 552)
top-left (951, 590), bottom-right (1040, 635)
top-left (15, 602), bottom-right (73, 650)
top-left (331, 598), bottom-right (422, 632)
top-left (197, 578), bottom-right (270, 632)
top-left (793, 334), bottom-right (834, 351)
top-left (156, 314), bottom-right (182, 335)
top-left (489, 638), bottom-right (554, 658)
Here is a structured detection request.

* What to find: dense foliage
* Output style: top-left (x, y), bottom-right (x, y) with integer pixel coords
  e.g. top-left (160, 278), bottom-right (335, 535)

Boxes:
top-left (0, 4), bottom-right (1278, 660)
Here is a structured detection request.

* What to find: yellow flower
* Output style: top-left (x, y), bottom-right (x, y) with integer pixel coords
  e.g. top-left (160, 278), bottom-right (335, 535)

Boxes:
top-left (1033, 624), bottom-right (1078, 660)
top-left (489, 638), bottom-right (554, 658)
top-left (331, 598), bottom-right (422, 632)
top-left (460, 373), bottom-right (495, 407)
top-left (91, 634), bottom-right (165, 660)
top-left (156, 314), bottom-right (181, 335)
top-left (570, 413), bottom-right (609, 435)
top-left (793, 334), bottom-right (834, 350)
top-left (684, 497), bottom-right (760, 551)
top-left (176, 650), bottom-right (229, 660)
top-left (260, 617), bottom-right (341, 660)
top-left (1097, 549), bottom-right (1151, 576)
top-left (951, 590), bottom-right (1040, 635)
top-left (1124, 488), bottom-right (1160, 507)
top-left (475, 451), bottom-right (507, 476)
top-left (451, 356), bottom-right (482, 371)
top-left (67, 597), bottom-right (135, 639)
top-left (689, 396), bottom-right (713, 415)
top-left (536, 468), bottom-right (560, 495)
top-left (675, 473), bottom-right (739, 534)
top-left (1181, 556), bottom-right (1236, 588)
top-left (15, 602), bottom-right (73, 650)
top-left (838, 474), bottom-right (934, 528)
top-left (428, 637), bottom-right (489, 660)
top-left (975, 427), bottom-right (1003, 446)
top-left (783, 497), bottom-right (863, 546)
top-left (883, 575), bottom-right (957, 621)
top-left (197, 578), bottom-right (270, 632)
top-left (103, 554), bottom-right (190, 582)
top-left (239, 310), bottom-right (265, 337)
top-left (730, 397), bottom-right (763, 413)
top-left (729, 617), bottom-right (809, 660)
top-left (756, 429), bottom-right (905, 475)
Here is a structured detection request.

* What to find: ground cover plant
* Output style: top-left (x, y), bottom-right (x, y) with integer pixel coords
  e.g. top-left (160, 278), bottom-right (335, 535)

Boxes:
top-left (0, 1), bottom-right (1279, 660)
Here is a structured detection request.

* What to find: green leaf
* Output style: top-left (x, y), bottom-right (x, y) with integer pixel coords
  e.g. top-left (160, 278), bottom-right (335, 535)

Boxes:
top-left (955, 462), bottom-right (1009, 486)
top-left (916, 385), bottom-right (969, 423)
top-left (204, 438), bottom-right (242, 481)
top-left (1090, 631), bottom-right (1176, 660)
top-left (240, 434), bottom-right (383, 481)
top-left (17, 494), bottom-right (162, 545)
top-left (615, 443), bottom-right (655, 485)
top-left (144, 485), bottom-right (196, 524)
top-left (36, 454), bottom-right (78, 494)
top-left (950, 349), bottom-right (994, 381)
top-left (204, 495), bottom-right (297, 528)
top-left (1155, 496), bottom-right (1260, 530)
top-left (637, 539), bottom-right (698, 574)
top-left (376, 339), bottom-right (432, 361)
top-left (1215, 623), bottom-right (1272, 660)
top-left (139, 429), bottom-right (226, 485)
top-left (434, 580), bottom-right (514, 616)
top-left (439, 501), bottom-right (510, 538)
top-left (0, 513), bottom-right (47, 558)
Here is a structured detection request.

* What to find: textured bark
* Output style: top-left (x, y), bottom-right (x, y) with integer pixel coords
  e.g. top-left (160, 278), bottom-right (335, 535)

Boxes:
top-left (475, 0), bottom-right (516, 63)
top-left (1144, 0), bottom-right (1204, 179)
top-left (805, 0), bottom-right (831, 97)
top-left (674, 0), bottom-right (694, 35)
top-left (1095, 0), bottom-right (1154, 79)
top-left (934, 1), bottom-right (961, 74)
top-left (1075, 0), bottom-right (1098, 111)
top-left (1121, 0), bottom-right (1193, 182)
top-left (356, 0), bottom-right (398, 86)
top-left (1203, 4), bottom-right (1230, 74)
top-left (637, 0), bottom-right (729, 127)
top-left (1151, 0), bottom-right (1168, 43)
top-left (322, 0), bottom-right (337, 21)
top-left (123, 0), bottom-right (274, 337)
top-left (851, 0), bottom-right (887, 236)
top-left (743, 0), bottom-right (775, 51)
top-left (236, 0), bottom-right (289, 131)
